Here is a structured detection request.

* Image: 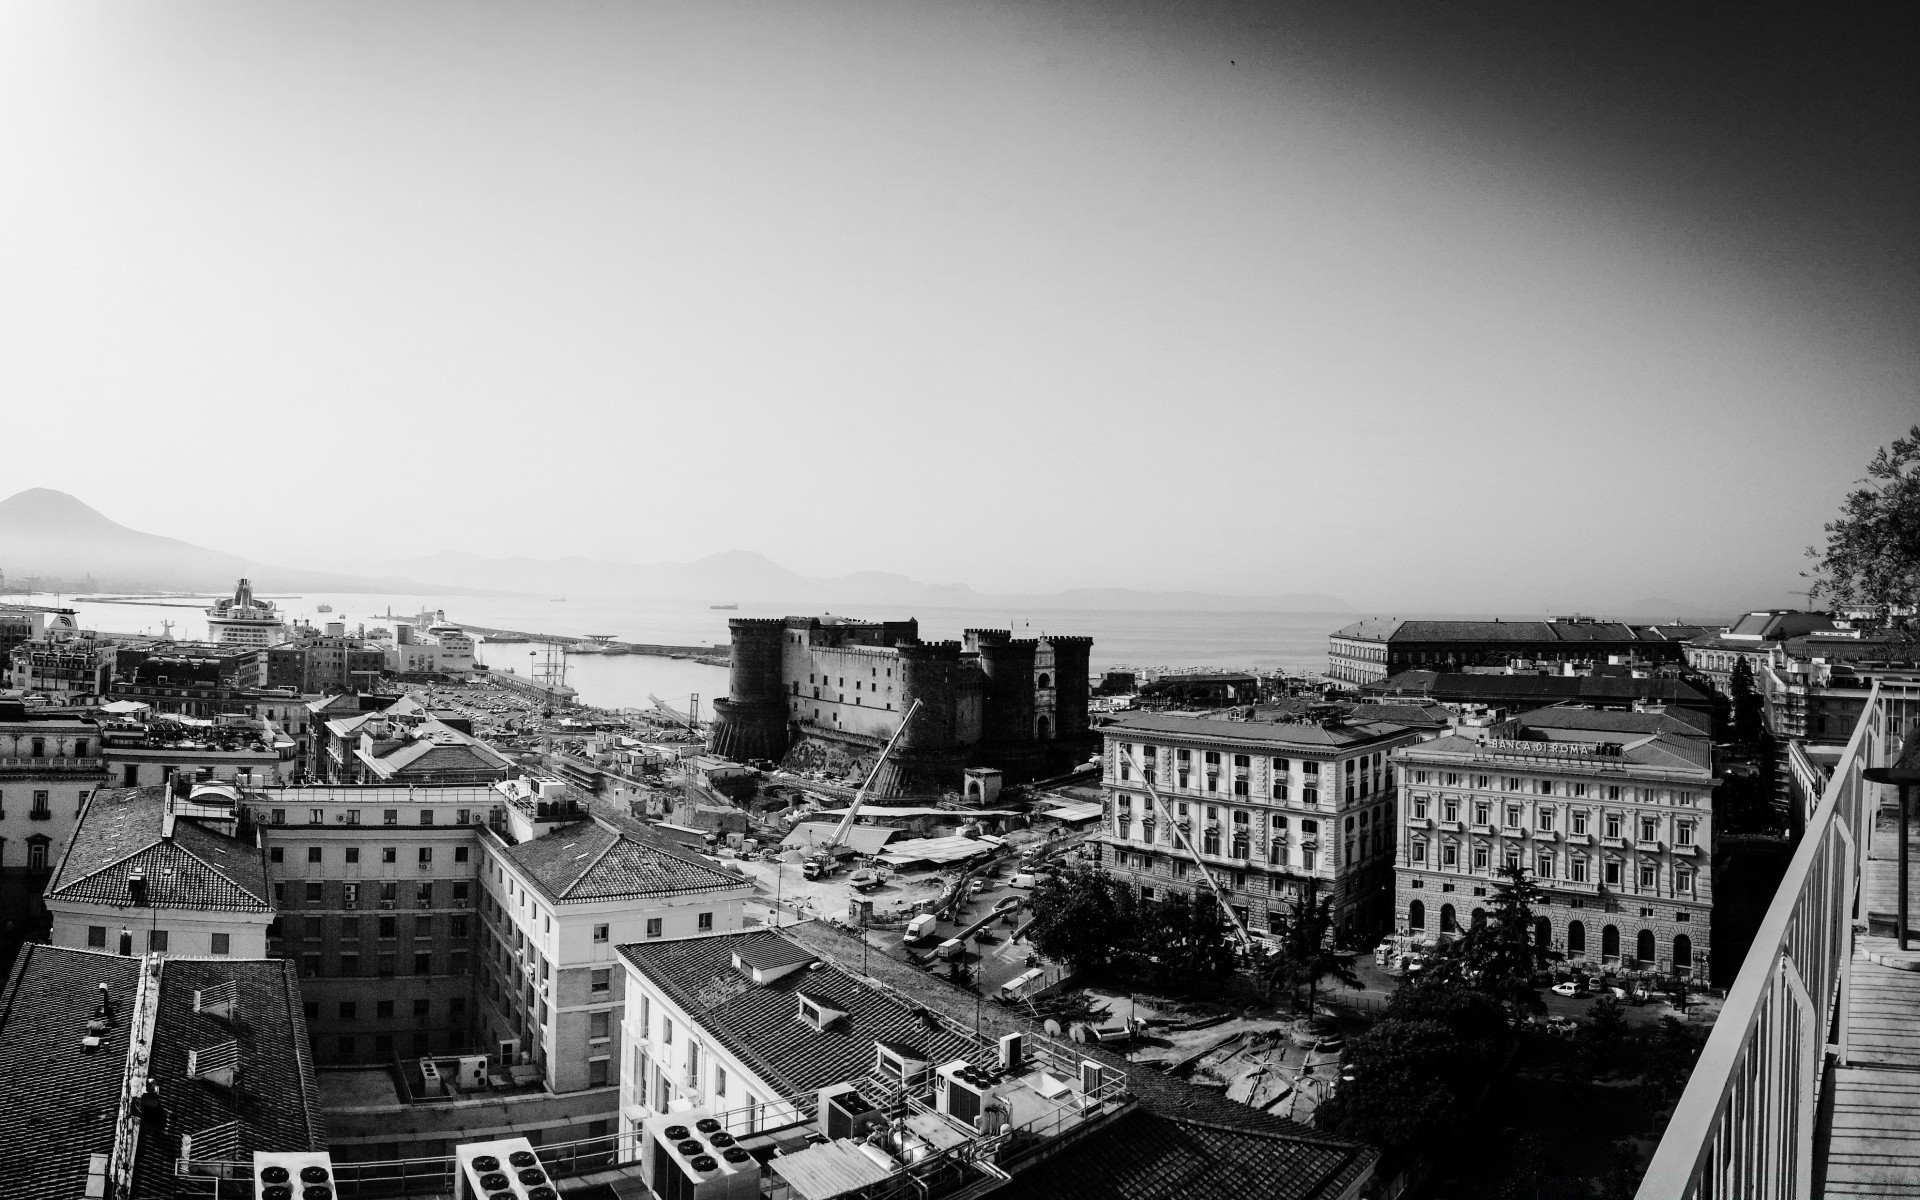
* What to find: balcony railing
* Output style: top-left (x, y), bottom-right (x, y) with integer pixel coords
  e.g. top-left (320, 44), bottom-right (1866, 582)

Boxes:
top-left (1637, 680), bottom-right (1909, 1199)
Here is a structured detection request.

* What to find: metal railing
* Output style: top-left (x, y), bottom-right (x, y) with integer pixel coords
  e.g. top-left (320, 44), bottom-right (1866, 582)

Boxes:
top-left (1637, 681), bottom-right (1893, 1199)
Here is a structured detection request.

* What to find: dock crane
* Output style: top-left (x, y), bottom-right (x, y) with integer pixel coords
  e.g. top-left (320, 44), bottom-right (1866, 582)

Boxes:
top-left (1122, 745), bottom-right (1258, 956)
top-left (802, 700), bottom-right (922, 880)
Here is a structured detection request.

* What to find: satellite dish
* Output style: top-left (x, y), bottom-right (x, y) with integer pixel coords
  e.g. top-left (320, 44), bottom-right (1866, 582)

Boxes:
top-left (1044, 1019), bottom-right (1062, 1037)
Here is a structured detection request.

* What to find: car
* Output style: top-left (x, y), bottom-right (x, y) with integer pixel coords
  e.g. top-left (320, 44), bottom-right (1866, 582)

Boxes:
top-left (968, 878), bottom-right (990, 895)
top-left (1551, 981), bottom-right (1589, 998)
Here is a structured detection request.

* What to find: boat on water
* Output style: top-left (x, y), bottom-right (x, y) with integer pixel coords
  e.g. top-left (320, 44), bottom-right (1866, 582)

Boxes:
top-left (550, 597), bottom-right (567, 602)
top-left (710, 603), bottom-right (738, 610)
top-left (316, 603), bottom-right (333, 613)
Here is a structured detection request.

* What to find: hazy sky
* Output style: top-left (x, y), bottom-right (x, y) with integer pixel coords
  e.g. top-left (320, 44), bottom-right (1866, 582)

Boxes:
top-left (2, 2), bottom-right (1913, 612)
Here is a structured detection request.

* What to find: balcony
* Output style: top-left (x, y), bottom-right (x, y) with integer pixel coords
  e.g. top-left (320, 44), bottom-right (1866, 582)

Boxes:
top-left (1637, 676), bottom-right (1920, 1198)
top-left (0, 756), bottom-right (105, 773)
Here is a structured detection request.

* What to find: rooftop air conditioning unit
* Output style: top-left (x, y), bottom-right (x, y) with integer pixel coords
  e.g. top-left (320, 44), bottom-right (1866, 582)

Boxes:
top-left (817, 1083), bottom-right (886, 1142)
top-left (641, 1110), bottom-right (757, 1200)
top-left (454, 1136), bottom-right (554, 1200)
top-left (255, 1151), bottom-right (336, 1200)
top-left (934, 1060), bottom-right (999, 1128)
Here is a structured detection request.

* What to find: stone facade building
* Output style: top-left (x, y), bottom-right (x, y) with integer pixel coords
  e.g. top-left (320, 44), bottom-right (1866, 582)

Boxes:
top-left (1094, 708), bottom-right (1423, 942)
top-left (708, 616), bottom-right (1092, 793)
top-left (1391, 707), bottom-right (1717, 978)
top-left (1328, 617), bottom-right (1708, 689)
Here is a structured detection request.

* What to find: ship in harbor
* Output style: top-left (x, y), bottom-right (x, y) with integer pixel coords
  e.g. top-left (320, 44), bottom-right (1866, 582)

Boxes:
top-left (205, 578), bottom-right (286, 647)
top-left (710, 603), bottom-right (738, 610)
top-left (315, 603), bottom-right (332, 613)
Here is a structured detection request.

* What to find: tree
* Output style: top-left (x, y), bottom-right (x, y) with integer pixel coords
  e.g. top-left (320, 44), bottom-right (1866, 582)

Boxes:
top-left (1581, 992), bottom-right (1629, 1072)
top-left (1024, 866), bottom-right (1128, 974)
top-left (1431, 863), bottom-right (1551, 1014)
top-left (1318, 975), bottom-right (1510, 1153)
top-left (1806, 424), bottom-right (1920, 620)
top-left (1267, 878), bottom-right (1360, 1018)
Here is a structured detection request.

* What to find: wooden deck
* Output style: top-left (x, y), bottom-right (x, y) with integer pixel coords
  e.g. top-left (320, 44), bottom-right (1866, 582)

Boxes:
top-left (1821, 808), bottom-right (1920, 1197)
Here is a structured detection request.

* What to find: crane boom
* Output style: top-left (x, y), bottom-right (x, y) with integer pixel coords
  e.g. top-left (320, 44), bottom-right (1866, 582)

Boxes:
top-left (824, 699), bottom-right (922, 853)
top-left (1124, 746), bottom-right (1257, 955)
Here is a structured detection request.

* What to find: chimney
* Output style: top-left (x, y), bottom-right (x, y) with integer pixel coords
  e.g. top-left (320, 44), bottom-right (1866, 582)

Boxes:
top-left (128, 872), bottom-right (148, 905)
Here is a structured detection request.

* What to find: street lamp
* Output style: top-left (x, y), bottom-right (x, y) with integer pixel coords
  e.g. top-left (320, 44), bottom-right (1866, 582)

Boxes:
top-left (1863, 727), bottom-right (1920, 952)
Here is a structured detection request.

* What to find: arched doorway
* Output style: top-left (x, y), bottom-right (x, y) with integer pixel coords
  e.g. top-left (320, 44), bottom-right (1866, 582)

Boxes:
top-left (1037, 673), bottom-right (1052, 689)
top-left (1535, 917), bottom-right (1552, 951)
top-left (1036, 714), bottom-right (1052, 740)
top-left (1408, 899), bottom-right (1425, 930)
top-left (1567, 920), bottom-right (1586, 958)
top-left (1602, 924), bottom-right (1620, 961)
top-left (1637, 929), bottom-right (1657, 966)
top-left (1674, 934), bottom-right (1693, 975)
top-left (1440, 904), bottom-right (1457, 934)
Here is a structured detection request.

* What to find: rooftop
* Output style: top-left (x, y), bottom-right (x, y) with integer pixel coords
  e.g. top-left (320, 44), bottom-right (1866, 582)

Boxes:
top-left (618, 928), bottom-right (984, 1096)
top-left (1363, 670), bottom-right (1710, 708)
top-left (496, 817), bottom-right (747, 903)
top-left (0, 948), bottom-right (323, 1200)
top-left (1101, 708), bottom-right (1423, 749)
top-left (48, 786), bottom-right (271, 912)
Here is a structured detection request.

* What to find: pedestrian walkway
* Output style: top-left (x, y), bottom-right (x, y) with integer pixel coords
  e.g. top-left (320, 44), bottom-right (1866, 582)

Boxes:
top-left (1820, 808), bottom-right (1920, 1196)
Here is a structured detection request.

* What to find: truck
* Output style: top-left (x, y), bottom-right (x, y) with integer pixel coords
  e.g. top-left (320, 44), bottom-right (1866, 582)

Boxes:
top-left (906, 913), bottom-right (937, 943)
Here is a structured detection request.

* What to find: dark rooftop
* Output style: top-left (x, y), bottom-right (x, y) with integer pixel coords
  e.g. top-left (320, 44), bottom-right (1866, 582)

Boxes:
top-left (498, 818), bottom-right (746, 903)
top-left (48, 787), bottom-right (271, 912)
top-left (1364, 670), bottom-right (1710, 709)
top-left (618, 929), bottom-right (981, 1096)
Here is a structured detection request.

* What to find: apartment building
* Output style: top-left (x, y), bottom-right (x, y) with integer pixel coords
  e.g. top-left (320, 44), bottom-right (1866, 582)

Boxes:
top-left (1095, 707), bottom-right (1424, 942)
top-left (1392, 707), bottom-right (1717, 977)
top-left (252, 782), bottom-right (505, 1065)
top-left (0, 700), bottom-right (107, 914)
top-left (46, 782), bottom-right (273, 956)
top-left (475, 798), bottom-right (752, 1097)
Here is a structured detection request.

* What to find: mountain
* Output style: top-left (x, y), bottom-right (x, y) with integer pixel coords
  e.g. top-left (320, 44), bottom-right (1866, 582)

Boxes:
top-left (0, 489), bottom-right (480, 595)
top-left (369, 548), bottom-right (1353, 612)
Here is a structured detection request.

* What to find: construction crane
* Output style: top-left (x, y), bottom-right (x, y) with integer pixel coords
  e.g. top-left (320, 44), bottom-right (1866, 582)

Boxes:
top-left (1124, 746), bottom-right (1258, 956)
top-left (803, 700), bottom-right (922, 879)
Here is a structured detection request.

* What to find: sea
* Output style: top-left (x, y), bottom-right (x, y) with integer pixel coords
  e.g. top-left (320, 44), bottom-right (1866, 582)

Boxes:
top-left (22, 589), bottom-right (1359, 713)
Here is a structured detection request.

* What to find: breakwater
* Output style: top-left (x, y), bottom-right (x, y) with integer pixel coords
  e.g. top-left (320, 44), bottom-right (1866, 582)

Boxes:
top-left (455, 622), bottom-right (729, 663)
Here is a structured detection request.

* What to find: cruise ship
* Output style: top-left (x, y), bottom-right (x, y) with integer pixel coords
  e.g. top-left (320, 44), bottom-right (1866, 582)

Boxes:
top-left (204, 578), bottom-right (287, 647)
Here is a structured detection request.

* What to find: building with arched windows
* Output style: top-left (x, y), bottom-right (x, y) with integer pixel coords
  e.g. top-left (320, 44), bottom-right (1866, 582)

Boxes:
top-left (1393, 705), bottom-right (1718, 979)
top-left (1094, 705), bottom-right (1425, 943)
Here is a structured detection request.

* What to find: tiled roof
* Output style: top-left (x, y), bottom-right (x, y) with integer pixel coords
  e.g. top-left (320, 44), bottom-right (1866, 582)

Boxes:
top-left (0, 945), bottom-right (143, 1200)
top-left (1103, 711), bottom-right (1422, 749)
top-left (618, 929), bottom-right (982, 1095)
top-left (1364, 671), bottom-right (1710, 708)
top-left (995, 1110), bottom-right (1376, 1200)
top-left (48, 787), bottom-right (270, 912)
top-left (1514, 706), bottom-right (1712, 739)
top-left (772, 920), bottom-right (1379, 1200)
top-left (1401, 730), bottom-right (1713, 775)
top-left (1335, 619), bottom-right (1677, 646)
top-left (359, 735), bottom-right (510, 779)
top-left (133, 957), bottom-right (325, 1195)
top-left (501, 820), bottom-right (745, 903)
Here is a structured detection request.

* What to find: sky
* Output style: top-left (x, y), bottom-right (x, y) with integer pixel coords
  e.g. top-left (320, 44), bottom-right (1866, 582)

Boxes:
top-left (1, 1), bottom-right (1913, 614)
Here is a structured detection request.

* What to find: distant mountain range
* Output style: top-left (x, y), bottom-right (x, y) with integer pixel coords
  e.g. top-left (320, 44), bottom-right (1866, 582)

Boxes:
top-left (368, 549), bottom-right (1357, 613)
top-left (0, 489), bottom-right (474, 595)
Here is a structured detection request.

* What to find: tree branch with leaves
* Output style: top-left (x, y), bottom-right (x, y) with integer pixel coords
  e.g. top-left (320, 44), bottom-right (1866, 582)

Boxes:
top-left (1805, 424), bottom-right (1920, 621)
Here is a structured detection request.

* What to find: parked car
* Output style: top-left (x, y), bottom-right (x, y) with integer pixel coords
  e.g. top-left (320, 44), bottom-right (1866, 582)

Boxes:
top-left (1551, 980), bottom-right (1590, 998)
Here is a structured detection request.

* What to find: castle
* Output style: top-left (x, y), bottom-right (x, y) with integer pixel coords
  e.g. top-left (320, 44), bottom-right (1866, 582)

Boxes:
top-left (707, 616), bottom-right (1092, 795)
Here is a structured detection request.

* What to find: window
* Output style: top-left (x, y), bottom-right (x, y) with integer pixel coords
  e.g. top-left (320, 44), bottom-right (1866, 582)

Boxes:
top-left (383, 809), bottom-right (398, 825)
top-left (420, 810), bottom-right (434, 826)
top-left (379, 917), bottom-right (396, 938)
top-left (1413, 796), bottom-right (1429, 819)
top-left (272, 808), bottom-right (286, 825)
top-left (592, 968), bottom-right (611, 993)
top-left (1443, 797), bottom-right (1459, 822)
top-left (1442, 843), bottom-right (1458, 867)
top-left (1571, 810), bottom-right (1588, 836)
top-left (1570, 857), bottom-right (1588, 883)
top-left (1639, 865), bottom-right (1657, 889)
top-left (1640, 818), bottom-right (1658, 843)
top-left (416, 916), bottom-right (433, 938)
top-left (383, 847), bottom-right (397, 863)
top-left (305, 882), bottom-right (323, 904)
top-left (270, 847), bottom-right (285, 863)
top-left (414, 953), bottom-right (431, 975)
top-left (340, 1001), bottom-right (358, 1020)
top-left (1677, 821), bottom-right (1695, 846)
top-left (345, 847), bottom-right (360, 864)
top-left (1474, 801), bottom-right (1491, 826)
top-left (1605, 813), bottom-right (1622, 840)
top-left (1411, 839), bottom-right (1427, 864)
top-left (698, 912), bottom-right (714, 931)
top-left (1677, 867), bottom-right (1695, 892)
top-left (1537, 807), bottom-right (1555, 832)
top-left (1604, 861), bottom-right (1622, 886)
top-left (419, 847), bottom-right (433, 864)
top-left (1302, 787), bottom-right (1319, 807)
top-left (337, 1036), bottom-right (356, 1059)
top-left (1537, 779), bottom-right (1554, 796)
top-left (1473, 845), bottom-right (1489, 870)
top-left (87, 925), bottom-right (106, 948)
top-left (1536, 852), bottom-right (1554, 878)
top-left (646, 918), bottom-right (663, 938)
top-left (593, 923), bottom-right (609, 943)
top-left (307, 847), bottom-right (323, 864)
